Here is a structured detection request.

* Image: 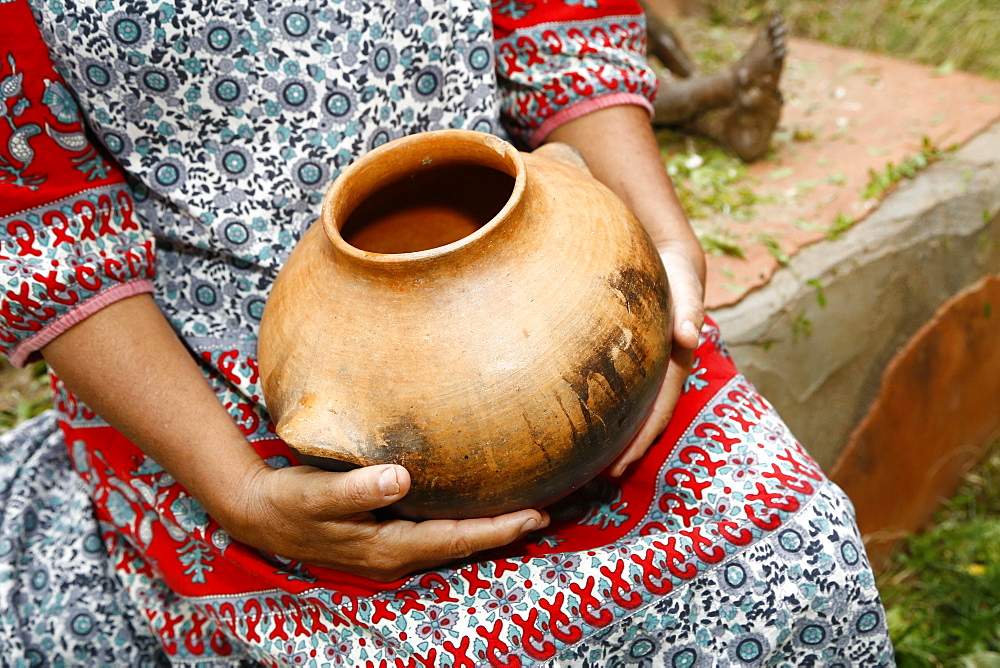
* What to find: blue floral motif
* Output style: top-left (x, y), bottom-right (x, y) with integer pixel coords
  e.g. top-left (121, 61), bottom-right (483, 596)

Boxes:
top-left (413, 607), bottom-right (461, 642)
top-left (0, 54), bottom-right (44, 188)
top-left (481, 585), bottom-right (525, 619)
top-left (684, 358), bottom-right (710, 393)
top-left (103, 489), bottom-right (136, 529)
top-left (41, 80), bottom-right (77, 122)
top-left (169, 493), bottom-right (208, 534)
top-left (177, 536), bottom-right (214, 584)
top-left (491, 0), bottom-right (534, 20)
top-left (539, 553), bottom-right (581, 586)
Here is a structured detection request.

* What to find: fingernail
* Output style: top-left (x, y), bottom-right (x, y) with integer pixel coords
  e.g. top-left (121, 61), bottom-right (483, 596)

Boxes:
top-left (519, 518), bottom-right (539, 535)
top-left (379, 467), bottom-right (400, 496)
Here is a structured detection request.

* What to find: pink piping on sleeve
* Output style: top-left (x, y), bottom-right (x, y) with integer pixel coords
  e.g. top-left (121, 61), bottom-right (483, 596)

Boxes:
top-left (8, 279), bottom-right (156, 368)
top-left (528, 93), bottom-right (654, 149)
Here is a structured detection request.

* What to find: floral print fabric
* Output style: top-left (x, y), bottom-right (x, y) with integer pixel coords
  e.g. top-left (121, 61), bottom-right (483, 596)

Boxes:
top-left (2, 326), bottom-right (894, 666)
top-left (0, 3), bottom-right (156, 365)
top-left (493, 0), bottom-right (657, 147)
top-left (0, 0), bottom-right (893, 664)
top-left (0, 413), bottom-right (166, 666)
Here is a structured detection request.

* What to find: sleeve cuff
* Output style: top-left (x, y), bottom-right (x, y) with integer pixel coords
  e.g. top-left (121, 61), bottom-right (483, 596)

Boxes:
top-left (8, 280), bottom-right (156, 368)
top-left (527, 93), bottom-right (654, 148)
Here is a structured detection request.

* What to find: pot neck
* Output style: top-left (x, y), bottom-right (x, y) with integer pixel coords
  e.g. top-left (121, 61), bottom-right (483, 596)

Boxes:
top-left (321, 130), bottom-right (527, 275)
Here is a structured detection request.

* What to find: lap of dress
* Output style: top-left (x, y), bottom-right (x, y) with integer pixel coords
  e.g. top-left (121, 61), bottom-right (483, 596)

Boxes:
top-left (0, 321), bottom-right (895, 666)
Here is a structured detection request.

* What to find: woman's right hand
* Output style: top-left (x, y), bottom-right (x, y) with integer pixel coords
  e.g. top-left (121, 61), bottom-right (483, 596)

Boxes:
top-left (41, 293), bottom-right (547, 583)
top-left (217, 461), bottom-right (550, 582)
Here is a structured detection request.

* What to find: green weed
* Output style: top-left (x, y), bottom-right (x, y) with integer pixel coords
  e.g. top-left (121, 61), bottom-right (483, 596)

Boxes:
top-left (805, 278), bottom-right (828, 308)
top-left (826, 212), bottom-right (857, 240)
top-left (698, 229), bottom-right (747, 259)
top-left (878, 439), bottom-right (1000, 665)
top-left (862, 137), bottom-right (953, 201)
top-left (757, 233), bottom-right (790, 266)
top-left (657, 130), bottom-right (771, 221)
top-left (791, 311), bottom-right (813, 341)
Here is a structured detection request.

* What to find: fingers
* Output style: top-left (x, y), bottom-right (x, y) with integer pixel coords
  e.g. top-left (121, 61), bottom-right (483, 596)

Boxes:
top-left (668, 268), bottom-right (705, 349)
top-left (360, 509), bottom-right (550, 581)
top-left (290, 464), bottom-right (412, 517)
top-left (607, 346), bottom-right (694, 477)
top-left (659, 244), bottom-right (706, 350)
top-left (232, 463), bottom-right (550, 582)
top-left (245, 463), bottom-right (411, 527)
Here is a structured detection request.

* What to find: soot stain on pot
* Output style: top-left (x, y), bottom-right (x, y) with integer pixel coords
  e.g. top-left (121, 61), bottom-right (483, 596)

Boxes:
top-left (617, 326), bottom-right (649, 370)
top-left (521, 411), bottom-right (553, 464)
top-left (555, 393), bottom-right (587, 449)
top-left (561, 358), bottom-right (619, 449)
top-left (560, 323), bottom-right (655, 453)
top-left (607, 266), bottom-right (669, 315)
top-left (567, 326), bottom-right (629, 404)
top-left (379, 415), bottom-right (435, 468)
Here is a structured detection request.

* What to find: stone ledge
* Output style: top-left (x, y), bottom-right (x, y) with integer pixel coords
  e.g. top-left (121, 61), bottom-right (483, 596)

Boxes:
top-left (710, 119), bottom-right (1000, 471)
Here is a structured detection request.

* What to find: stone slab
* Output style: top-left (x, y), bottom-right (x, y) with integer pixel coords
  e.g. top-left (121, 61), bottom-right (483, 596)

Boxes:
top-left (831, 275), bottom-right (1000, 568)
top-left (711, 120), bottom-right (1000, 471)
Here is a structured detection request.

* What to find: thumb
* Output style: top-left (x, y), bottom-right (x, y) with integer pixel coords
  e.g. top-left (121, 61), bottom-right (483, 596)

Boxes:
top-left (657, 243), bottom-right (706, 351)
top-left (297, 464), bottom-right (412, 517)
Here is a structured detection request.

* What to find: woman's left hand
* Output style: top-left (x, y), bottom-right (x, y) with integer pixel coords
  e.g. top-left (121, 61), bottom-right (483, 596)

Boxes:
top-left (546, 105), bottom-right (707, 477)
top-left (606, 238), bottom-right (705, 477)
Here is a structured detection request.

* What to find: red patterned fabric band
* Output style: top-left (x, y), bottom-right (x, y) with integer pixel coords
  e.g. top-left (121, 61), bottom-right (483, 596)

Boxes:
top-left (0, 0), bottom-right (154, 365)
top-left (492, 0), bottom-right (658, 146)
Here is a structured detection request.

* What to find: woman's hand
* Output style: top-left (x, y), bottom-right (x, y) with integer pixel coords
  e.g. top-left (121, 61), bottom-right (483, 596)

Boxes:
top-left (42, 294), bottom-right (548, 581)
top-left (606, 238), bottom-right (705, 477)
top-left (219, 461), bottom-right (548, 582)
top-left (546, 105), bottom-right (707, 475)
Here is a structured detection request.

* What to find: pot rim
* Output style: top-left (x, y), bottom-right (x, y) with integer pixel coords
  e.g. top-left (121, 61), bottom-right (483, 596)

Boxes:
top-left (320, 129), bottom-right (527, 264)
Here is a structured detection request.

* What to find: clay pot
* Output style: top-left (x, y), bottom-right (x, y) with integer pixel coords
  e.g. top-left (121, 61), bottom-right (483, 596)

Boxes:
top-left (258, 130), bottom-right (671, 520)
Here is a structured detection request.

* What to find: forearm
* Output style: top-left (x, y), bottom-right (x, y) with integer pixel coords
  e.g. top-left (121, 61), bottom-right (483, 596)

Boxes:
top-left (546, 105), bottom-right (706, 341)
top-left (546, 106), bottom-right (700, 255)
top-left (39, 293), bottom-right (265, 520)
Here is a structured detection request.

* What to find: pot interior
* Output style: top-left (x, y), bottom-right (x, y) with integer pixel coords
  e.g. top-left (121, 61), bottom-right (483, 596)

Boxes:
top-left (339, 163), bottom-right (515, 254)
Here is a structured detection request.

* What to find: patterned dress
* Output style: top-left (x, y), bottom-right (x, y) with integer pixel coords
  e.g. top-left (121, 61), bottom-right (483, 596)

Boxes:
top-left (0, 0), bottom-right (894, 665)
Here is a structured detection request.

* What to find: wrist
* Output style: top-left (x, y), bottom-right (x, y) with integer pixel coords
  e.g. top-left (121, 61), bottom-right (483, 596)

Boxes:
top-left (657, 235), bottom-right (706, 278)
top-left (173, 434), bottom-right (271, 528)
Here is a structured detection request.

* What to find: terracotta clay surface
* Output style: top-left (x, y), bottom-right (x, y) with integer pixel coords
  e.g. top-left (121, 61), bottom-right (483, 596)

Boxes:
top-left (831, 274), bottom-right (1000, 568)
top-left (258, 130), bottom-right (672, 520)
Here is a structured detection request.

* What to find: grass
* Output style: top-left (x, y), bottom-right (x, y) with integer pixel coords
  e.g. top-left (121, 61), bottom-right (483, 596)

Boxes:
top-left (877, 438), bottom-right (1000, 666)
top-left (700, 0), bottom-right (1000, 80)
top-left (0, 359), bottom-right (51, 432)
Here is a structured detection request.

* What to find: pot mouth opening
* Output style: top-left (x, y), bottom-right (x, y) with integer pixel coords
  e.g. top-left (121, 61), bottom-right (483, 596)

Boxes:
top-left (323, 130), bottom-right (525, 260)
